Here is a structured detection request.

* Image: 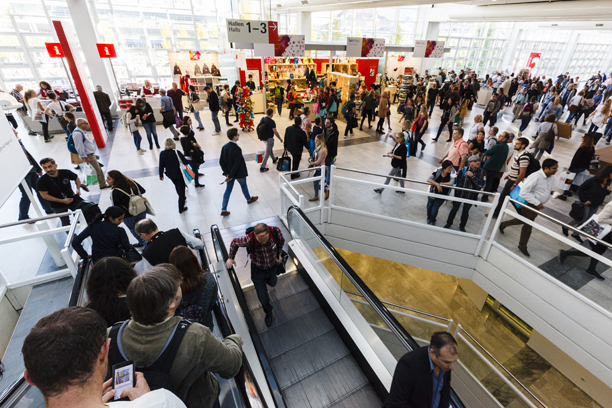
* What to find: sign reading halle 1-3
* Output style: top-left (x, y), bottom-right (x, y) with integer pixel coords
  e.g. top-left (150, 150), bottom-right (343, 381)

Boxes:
top-left (45, 43), bottom-right (64, 58)
top-left (96, 43), bottom-right (117, 58)
top-left (226, 19), bottom-right (279, 44)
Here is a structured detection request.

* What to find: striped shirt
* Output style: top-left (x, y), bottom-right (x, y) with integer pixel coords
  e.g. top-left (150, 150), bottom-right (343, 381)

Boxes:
top-left (508, 151), bottom-right (530, 182)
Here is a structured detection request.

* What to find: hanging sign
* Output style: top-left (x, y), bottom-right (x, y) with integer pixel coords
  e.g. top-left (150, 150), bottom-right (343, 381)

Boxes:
top-left (45, 43), bottom-right (64, 58)
top-left (96, 43), bottom-right (117, 58)
top-left (346, 37), bottom-right (385, 58)
top-left (227, 19), bottom-right (279, 44)
top-left (274, 35), bottom-right (305, 57)
top-left (413, 40), bottom-right (445, 58)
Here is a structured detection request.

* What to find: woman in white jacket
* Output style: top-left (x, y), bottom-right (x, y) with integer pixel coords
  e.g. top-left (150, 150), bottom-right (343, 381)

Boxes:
top-left (126, 106), bottom-right (146, 155)
top-left (586, 99), bottom-right (611, 134)
top-left (565, 91), bottom-right (584, 125)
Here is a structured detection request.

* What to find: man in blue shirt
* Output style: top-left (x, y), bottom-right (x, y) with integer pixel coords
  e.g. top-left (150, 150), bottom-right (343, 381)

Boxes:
top-left (385, 332), bottom-right (458, 408)
top-left (159, 88), bottom-right (180, 140)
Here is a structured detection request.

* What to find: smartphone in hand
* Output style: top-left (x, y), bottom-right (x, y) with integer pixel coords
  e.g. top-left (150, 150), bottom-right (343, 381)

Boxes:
top-left (112, 361), bottom-right (136, 401)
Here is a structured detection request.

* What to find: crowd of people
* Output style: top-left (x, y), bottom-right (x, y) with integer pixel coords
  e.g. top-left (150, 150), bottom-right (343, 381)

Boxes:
top-left (4, 66), bottom-right (612, 407)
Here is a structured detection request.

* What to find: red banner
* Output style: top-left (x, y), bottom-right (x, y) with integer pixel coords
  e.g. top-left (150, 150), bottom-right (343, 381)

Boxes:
top-left (96, 43), bottom-right (117, 58)
top-left (268, 21), bottom-right (279, 44)
top-left (527, 52), bottom-right (541, 74)
top-left (45, 43), bottom-right (64, 58)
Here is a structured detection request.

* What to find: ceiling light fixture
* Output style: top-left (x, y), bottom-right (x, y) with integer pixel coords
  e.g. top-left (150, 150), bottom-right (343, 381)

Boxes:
top-left (301, 0), bottom-right (308, 4)
top-left (276, 3), bottom-right (282, 7)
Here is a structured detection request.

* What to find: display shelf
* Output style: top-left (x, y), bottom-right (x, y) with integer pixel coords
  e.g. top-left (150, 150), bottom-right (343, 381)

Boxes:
top-left (266, 63), bottom-right (317, 83)
top-left (398, 74), bottom-right (413, 104)
top-left (327, 72), bottom-right (360, 104)
top-left (324, 63), bottom-right (359, 76)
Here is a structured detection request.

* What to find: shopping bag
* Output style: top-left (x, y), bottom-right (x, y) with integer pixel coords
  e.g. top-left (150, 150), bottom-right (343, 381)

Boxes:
top-left (276, 151), bottom-right (291, 172)
top-left (175, 115), bottom-right (183, 128)
top-left (555, 171), bottom-right (576, 191)
top-left (175, 150), bottom-right (193, 184)
top-left (312, 103), bottom-right (320, 113)
top-left (590, 155), bottom-right (600, 170)
top-left (34, 111), bottom-right (44, 121)
top-left (579, 214), bottom-right (611, 245)
top-left (329, 101), bottom-right (338, 113)
top-left (509, 183), bottom-right (528, 209)
top-left (84, 164), bottom-right (98, 186)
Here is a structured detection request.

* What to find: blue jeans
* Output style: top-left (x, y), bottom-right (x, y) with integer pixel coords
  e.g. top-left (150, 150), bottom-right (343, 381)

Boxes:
top-left (18, 171), bottom-right (53, 220)
top-left (193, 110), bottom-right (204, 128)
top-left (275, 98), bottom-right (283, 115)
top-left (519, 115), bottom-right (532, 132)
top-left (123, 211), bottom-right (147, 246)
top-left (132, 130), bottom-right (142, 150)
top-left (313, 169), bottom-right (324, 197)
top-left (426, 197), bottom-right (445, 224)
top-left (588, 123), bottom-right (600, 133)
top-left (211, 110), bottom-right (221, 132)
top-left (221, 177), bottom-right (251, 211)
top-left (57, 117), bottom-right (70, 136)
top-left (142, 122), bottom-right (159, 148)
top-left (565, 110), bottom-right (577, 124)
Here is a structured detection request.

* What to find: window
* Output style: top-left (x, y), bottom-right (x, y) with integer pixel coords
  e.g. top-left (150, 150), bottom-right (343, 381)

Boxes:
top-left (511, 29), bottom-right (571, 77)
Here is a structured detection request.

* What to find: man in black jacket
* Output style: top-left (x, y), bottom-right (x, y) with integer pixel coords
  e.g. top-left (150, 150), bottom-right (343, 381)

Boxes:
top-left (219, 128), bottom-right (259, 216)
top-left (135, 218), bottom-right (203, 268)
top-left (230, 80), bottom-right (240, 122)
top-left (283, 117), bottom-right (309, 179)
top-left (204, 86), bottom-right (221, 134)
top-left (385, 332), bottom-right (458, 408)
top-left (93, 85), bottom-right (113, 132)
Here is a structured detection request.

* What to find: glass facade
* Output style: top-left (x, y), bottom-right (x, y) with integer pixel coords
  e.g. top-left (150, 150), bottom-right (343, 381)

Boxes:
top-left (568, 32), bottom-right (612, 80)
top-left (511, 29), bottom-right (571, 78)
top-left (310, 6), bottom-right (418, 45)
top-left (433, 22), bottom-right (513, 76)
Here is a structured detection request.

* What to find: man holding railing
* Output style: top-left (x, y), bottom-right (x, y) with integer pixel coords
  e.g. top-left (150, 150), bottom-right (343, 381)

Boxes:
top-left (499, 158), bottom-right (559, 257)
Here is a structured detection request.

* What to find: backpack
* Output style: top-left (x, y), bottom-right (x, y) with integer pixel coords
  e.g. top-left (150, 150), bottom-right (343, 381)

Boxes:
top-left (115, 186), bottom-right (148, 216)
top-left (287, 91), bottom-right (295, 102)
top-left (522, 152), bottom-right (541, 177)
top-left (244, 226), bottom-right (287, 275)
top-left (220, 94), bottom-right (227, 108)
top-left (67, 129), bottom-right (81, 154)
top-left (274, 87), bottom-right (281, 99)
top-left (245, 225), bottom-right (279, 255)
top-left (341, 101), bottom-right (350, 116)
top-left (256, 117), bottom-right (271, 141)
top-left (108, 319), bottom-right (191, 393)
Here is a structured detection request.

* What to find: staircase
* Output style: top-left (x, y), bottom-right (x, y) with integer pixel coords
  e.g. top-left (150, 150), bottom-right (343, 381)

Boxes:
top-left (243, 271), bottom-right (383, 408)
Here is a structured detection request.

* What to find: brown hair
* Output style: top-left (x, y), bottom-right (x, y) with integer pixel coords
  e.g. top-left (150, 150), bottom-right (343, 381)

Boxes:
top-left (545, 114), bottom-right (556, 123)
top-left (107, 170), bottom-right (136, 191)
top-left (126, 266), bottom-right (179, 325)
top-left (253, 223), bottom-right (269, 235)
top-left (22, 307), bottom-right (107, 398)
top-left (580, 133), bottom-right (595, 150)
top-left (169, 246), bottom-right (208, 293)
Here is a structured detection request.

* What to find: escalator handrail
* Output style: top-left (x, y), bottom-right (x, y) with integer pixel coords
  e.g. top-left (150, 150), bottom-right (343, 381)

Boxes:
top-left (286, 206), bottom-right (466, 408)
top-left (0, 257), bottom-right (91, 406)
top-left (193, 229), bottom-right (269, 408)
top-left (211, 225), bottom-right (286, 408)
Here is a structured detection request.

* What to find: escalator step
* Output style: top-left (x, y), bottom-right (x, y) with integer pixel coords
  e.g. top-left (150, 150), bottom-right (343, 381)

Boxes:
top-left (269, 330), bottom-right (351, 390)
top-left (251, 289), bottom-right (321, 333)
top-left (259, 308), bottom-right (334, 359)
top-left (328, 383), bottom-right (382, 408)
top-left (243, 271), bottom-right (309, 312)
top-left (281, 355), bottom-right (369, 408)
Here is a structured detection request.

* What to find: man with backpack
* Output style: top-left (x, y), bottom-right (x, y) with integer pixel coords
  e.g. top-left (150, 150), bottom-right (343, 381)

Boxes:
top-left (107, 266), bottom-right (243, 408)
top-left (273, 84), bottom-right (285, 116)
top-left (226, 223), bottom-right (286, 327)
top-left (72, 118), bottom-right (109, 189)
top-left (491, 137), bottom-right (537, 218)
top-left (257, 108), bottom-right (283, 173)
top-left (21, 307), bottom-right (187, 408)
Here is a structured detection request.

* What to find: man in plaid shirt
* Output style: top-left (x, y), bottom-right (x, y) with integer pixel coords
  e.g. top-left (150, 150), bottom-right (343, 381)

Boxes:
top-left (444, 155), bottom-right (486, 232)
top-left (226, 223), bottom-right (285, 327)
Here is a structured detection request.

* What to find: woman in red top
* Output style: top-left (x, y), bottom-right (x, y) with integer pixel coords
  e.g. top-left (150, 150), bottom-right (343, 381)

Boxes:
top-left (38, 81), bottom-right (55, 99)
top-left (315, 86), bottom-right (328, 118)
top-left (142, 80), bottom-right (155, 96)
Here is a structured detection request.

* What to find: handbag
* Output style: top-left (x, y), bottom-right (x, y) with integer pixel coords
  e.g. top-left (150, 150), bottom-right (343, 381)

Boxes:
top-left (509, 183), bottom-right (528, 210)
top-left (276, 150), bottom-right (291, 172)
top-left (114, 186), bottom-right (148, 216)
top-left (175, 150), bottom-right (194, 184)
top-left (162, 110), bottom-right (175, 122)
top-left (34, 111), bottom-right (44, 121)
top-left (590, 155), bottom-right (600, 170)
top-left (175, 115), bottom-right (183, 127)
top-left (329, 101), bottom-right (338, 113)
top-left (59, 102), bottom-right (69, 127)
top-left (312, 103), bottom-right (320, 113)
top-left (118, 230), bottom-right (143, 264)
top-left (568, 105), bottom-right (578, 113)
top-left (411, 122), bottom-right (417, 132)
top-left (569, 201), bottom-right (586, 222)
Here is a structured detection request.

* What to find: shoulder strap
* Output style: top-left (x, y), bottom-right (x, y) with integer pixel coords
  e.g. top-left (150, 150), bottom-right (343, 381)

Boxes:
top-left (269, 226), bottom-right (281, 258)
top-left (146, 320), bottom-right (192, 373)
top-left (114, 187), bottom-right (135, 198)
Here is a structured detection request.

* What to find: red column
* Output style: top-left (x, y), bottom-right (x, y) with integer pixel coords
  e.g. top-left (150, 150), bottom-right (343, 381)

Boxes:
top-left (53, 20), bottom-right (105, 148)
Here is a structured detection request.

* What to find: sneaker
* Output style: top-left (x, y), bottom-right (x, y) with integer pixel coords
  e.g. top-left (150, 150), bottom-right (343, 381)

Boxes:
top-left (260, 167), bottom-right (269, 173)
top-left (45, 139), bottom-right (51, 143)
top-left (247, 196), bottom-right (259, 204)
top-left (273, 157), bottom-right (279, 164)
top-left (374, 188), bottom-right (382, 194)
top-left (198, 127), bottom-right (204, 131)
top-left (212, 131), bottom-right (221, 135)
top-left (138, 150), bottom-right (144, 155)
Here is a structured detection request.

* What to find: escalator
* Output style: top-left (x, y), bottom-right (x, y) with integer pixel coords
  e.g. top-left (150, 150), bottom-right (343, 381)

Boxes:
top-left (211, 209), bottom-right (466, 408)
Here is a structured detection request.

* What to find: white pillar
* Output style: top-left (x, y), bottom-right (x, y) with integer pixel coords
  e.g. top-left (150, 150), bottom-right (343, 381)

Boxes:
top-left (298, 11), bottom-right (312, 42)
top-left (66, 0), bottom-right (118, 116)
top-left (501, 26), bottom-right (522, 73)
top-left (557, 32), bottom-right (580, 75)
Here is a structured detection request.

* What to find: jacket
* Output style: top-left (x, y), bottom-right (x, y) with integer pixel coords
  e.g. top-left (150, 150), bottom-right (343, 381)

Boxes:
top-left (390, 143), bottom-right (407, 169)
top-left (454, 166), bottom-right (486, 200)
top-left (578, 176), bottom-right (609, 207)
top-left (283, 125), bottom-right (308, 156)
top-left (483, 142), bottom-right (509, 172)
top-left (93, 90), bottom-right (112, 112)
top-left (220, 141), bottom-right (248, 179)
top-left (569, 146), bottom-right (595, 172)
top-left (139, 103), bottom-right (157, 124)
top-left (207, 91), bottom-right (220, 112)
top-left (107, 317), bottom-right (242, 408)
top-left (378, 96), bottom-right (390, 118)
top-left (159, 149), bottom-right (189, 181)
top-left (384, 346), bottom-right (452, 408)
top-left (532, 122), bottom-right (558, 150)
top-left (72, 220), bottom-right (131, 263)
top-left (142, 228), bottom-right (187, 266)
top-left (323, 125), bottom-right (339, 166)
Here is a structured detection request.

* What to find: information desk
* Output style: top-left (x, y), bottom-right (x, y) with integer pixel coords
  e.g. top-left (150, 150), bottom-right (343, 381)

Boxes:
top-left (23, 98), bottom-right (87, 134)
